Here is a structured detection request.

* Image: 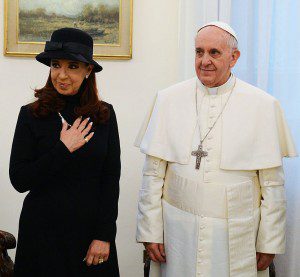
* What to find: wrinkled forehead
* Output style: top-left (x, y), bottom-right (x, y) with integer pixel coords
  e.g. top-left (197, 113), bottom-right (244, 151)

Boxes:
top-left (195, 26), bottom-right (230, 48)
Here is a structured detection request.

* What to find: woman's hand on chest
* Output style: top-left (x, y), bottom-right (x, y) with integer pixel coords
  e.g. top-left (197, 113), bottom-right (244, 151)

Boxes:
top-left (60, 117), bottom-right (94, 153)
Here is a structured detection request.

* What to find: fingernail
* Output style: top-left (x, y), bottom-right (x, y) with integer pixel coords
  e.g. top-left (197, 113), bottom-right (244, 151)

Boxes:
top-left (89, 122), bottom-right (93, 126)
top-left (91, 132), bottom-right (94, 135)
top-left (87, 117), bottom-right (90, 121)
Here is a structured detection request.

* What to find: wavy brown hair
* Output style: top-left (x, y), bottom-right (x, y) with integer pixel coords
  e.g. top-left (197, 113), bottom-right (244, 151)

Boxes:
top-left (29, 72), bottom-right (110, 124)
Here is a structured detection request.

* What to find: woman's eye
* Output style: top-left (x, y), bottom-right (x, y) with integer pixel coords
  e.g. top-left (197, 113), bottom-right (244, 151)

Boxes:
top-left (51, 63), bottom-right (59, 68)
top-left (69, 64), bottom-right (79, 69)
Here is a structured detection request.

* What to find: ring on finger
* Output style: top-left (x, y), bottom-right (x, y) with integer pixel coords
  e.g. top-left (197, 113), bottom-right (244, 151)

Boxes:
top-left (84, 137), bottom-right (89, 143)
top-left (98, 257), bottom-right (104, 264)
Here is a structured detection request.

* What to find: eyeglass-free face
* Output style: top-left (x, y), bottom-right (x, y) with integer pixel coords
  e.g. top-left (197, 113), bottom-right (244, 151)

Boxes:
top-left (195, 26), bottom-right (240, 88)
top-left (50, 59), bottom-right (93, 95)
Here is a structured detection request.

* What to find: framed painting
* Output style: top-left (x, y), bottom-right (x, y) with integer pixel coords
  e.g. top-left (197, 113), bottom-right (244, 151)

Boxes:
top-left (4, 0), bottom-right (132, 59)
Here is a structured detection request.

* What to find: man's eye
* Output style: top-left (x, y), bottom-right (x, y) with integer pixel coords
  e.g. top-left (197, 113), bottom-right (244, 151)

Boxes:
top-left (196, 49), bottom-right (203, 55)
top-left (210, 49), bottom-right (220, 55)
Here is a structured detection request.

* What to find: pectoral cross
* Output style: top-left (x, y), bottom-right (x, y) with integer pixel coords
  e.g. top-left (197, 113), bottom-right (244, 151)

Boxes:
top-left (191, 144), bottom-right (208, 170)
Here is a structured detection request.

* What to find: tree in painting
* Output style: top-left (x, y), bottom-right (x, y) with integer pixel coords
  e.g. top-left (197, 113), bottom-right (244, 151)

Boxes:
top-left (18, 0), bottom-right (119, 44)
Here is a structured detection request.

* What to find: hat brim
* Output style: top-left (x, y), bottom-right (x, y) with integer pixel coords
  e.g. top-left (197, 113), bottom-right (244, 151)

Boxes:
top-left (36, 51), bottom-right (102, 72)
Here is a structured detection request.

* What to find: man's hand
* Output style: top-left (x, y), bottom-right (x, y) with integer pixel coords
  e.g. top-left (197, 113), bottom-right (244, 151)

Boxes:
top-left (84, 240), bottom-right (110, 266)
top-left (144, 242), bottom-right (166, 263)
top-left (256, 252), bottom-right (275, 271)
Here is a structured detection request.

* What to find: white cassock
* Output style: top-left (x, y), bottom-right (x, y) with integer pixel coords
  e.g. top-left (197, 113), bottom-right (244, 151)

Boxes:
top-left (135, 75), bottom-right (297, 277)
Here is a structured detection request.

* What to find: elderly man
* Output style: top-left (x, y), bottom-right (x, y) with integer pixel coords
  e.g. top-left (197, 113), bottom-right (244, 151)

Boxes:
top-left (135, 22), bottom-right (297, 277)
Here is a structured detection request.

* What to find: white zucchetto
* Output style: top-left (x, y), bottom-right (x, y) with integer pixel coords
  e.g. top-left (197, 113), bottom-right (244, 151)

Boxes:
top-left (198, 21), bottom-right (238, 42)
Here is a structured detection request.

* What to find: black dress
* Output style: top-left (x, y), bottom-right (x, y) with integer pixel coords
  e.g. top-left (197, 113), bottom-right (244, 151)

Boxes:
top-left (9, 91), bottom-right (121, 277)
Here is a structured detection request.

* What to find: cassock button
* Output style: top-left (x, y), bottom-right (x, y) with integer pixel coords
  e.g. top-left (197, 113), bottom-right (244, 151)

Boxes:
top-left (153, 161), bottom-right (158, 165)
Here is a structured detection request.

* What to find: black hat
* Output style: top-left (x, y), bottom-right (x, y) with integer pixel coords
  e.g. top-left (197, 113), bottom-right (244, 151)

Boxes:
top-left (36, 28), bottom-right (102, 72)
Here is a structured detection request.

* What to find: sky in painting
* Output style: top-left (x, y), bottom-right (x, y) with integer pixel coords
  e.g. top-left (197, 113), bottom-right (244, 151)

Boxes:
top-left (19, 0), bottom-right (119, 17)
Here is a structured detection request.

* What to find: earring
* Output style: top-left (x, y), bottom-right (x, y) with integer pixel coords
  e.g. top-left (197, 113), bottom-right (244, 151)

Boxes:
top-left (85, 74), bottom-right (89, 79)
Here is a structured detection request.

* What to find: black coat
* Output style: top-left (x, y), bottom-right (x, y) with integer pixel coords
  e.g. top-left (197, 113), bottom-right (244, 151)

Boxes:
top-left (9, 95), bottom-right (121, 277)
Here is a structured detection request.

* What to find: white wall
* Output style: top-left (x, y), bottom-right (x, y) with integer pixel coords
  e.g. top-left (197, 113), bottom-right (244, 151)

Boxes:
top-left (0, 1), bottom-right (180, 276)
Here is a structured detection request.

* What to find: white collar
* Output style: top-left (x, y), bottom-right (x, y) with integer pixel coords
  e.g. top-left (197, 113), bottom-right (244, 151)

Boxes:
top-left (197, 74), bottom-right (235, 95)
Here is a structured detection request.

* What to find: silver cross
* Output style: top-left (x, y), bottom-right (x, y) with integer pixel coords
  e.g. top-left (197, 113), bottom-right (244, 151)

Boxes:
top-left (191, 144), bottom-right (208, 170)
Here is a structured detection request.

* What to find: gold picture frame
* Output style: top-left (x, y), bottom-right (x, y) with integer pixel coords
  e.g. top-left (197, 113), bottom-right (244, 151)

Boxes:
top-left (4, 0), bottom-right (132, 60)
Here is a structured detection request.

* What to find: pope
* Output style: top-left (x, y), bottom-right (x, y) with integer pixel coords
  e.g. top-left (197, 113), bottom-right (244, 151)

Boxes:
top-left (135, 22), bottom-right (297, 277)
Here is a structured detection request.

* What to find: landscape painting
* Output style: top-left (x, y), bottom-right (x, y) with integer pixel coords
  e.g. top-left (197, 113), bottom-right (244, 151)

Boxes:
top-left (4, 0), bottom-right (132, 59)
top-left (18, 0), bottom-right (120, 45)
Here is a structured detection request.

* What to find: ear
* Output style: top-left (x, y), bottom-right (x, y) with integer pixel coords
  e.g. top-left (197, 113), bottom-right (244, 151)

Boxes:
top-left (230, 49), bottom-right (240, 68)
top-left (87, 64), bottom-right (94, 74)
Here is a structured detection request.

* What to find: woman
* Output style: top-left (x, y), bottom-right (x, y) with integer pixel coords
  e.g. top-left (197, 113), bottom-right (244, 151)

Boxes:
top-left (9, 28), bottom-right (120, 276)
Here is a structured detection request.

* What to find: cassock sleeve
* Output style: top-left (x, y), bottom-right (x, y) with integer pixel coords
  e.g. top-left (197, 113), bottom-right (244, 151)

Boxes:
top-left (95, 105), bottom-right (121, 242)
top-left (256, 166), bottom-right (286, 254)
top-left (9, 106), bottom-right (73, 193)
top-left (136, 155), bottom-right (167, 243)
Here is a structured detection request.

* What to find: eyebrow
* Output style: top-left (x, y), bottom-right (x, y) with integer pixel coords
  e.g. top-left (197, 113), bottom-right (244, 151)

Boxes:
top-left (195, 47), bottom-right (221, 52)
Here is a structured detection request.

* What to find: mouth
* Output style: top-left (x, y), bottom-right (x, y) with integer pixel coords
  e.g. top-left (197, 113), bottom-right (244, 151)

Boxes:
top-left (58, 83), bottom-right (70, 89)
top-left (200, 68), bottom-right (215, 72)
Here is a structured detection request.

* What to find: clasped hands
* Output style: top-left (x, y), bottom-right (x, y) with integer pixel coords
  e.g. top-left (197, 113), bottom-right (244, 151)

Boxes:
top-left (60, 116), bottom-right (94, 152)
top-left (144, 242), bottom-right (275, 270)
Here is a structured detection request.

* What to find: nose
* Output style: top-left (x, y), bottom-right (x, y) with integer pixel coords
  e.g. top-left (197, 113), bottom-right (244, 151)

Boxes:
top-left (201, 53), bottom-right (212, 67)
top-left (58, 67), bottom-right (68, 79)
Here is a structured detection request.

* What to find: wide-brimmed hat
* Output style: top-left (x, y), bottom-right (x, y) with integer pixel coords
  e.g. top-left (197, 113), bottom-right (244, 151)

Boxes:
top-left (36, 28), bottom-right (102, 72)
